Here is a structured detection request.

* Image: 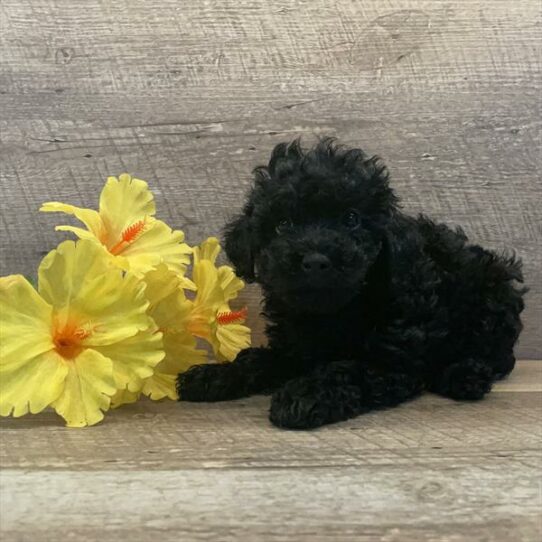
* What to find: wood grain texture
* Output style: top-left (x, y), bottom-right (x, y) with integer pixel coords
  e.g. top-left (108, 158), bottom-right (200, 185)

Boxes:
top-left (1, 361), bottom-right (541, 541)
top-left (0, 0), bottom-right (540, 358)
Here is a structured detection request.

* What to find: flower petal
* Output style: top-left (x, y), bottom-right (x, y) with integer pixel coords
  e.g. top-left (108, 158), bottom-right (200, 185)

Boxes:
top-left (40, 202), bottom-right (105, 241)
top-left (160, 331), bottom-right (207, 375)
top-left (78, 272), bottom-right (152, 346)
top-left (92, 326), bottom-right (164, 392)
top-left (179, 275), bottom-right (197, 291)
top-left (215, 323), bottom-right (251, 361)
top-left (0, 275), bottom-right (54, 366)
top-left (217, 265), bottom-right (245, 302)
top-left (193, 236), bottom-right (221, 265)
top-left (38, 241), bottom-right (153, 346)
top-left (0, 350), bottom-right (68, 417)
top-left (110, 388), bottom-right (140, 408)
top-left (55, 225), bottom-right (100, 241)
top-left (51, 348), bottom-right (116, 427)
top-left (139, 266), bottom-right (208, 400)
top-left (142, 373), bottom-right (178, 401)
top-left (188, 261), bottom-right (227, 342)
top-left (149, 289), bottom-right (193, 332)
top-left (99, 174), bottom-right (156, 244)
top-left (143, 264), bottom-right (182, 307)
top-left (38, 240), bottom-right (113, 307)
top-left (190, 254), bottom-right (251, 361)
top-left (193, 260), bottom-right (224, 309)
top-left (119, 220), bottom-right (191, 276)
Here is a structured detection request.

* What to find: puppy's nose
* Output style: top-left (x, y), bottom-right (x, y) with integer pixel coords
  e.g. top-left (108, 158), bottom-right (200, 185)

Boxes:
top-left (302, 253), bottom-right (331, 274)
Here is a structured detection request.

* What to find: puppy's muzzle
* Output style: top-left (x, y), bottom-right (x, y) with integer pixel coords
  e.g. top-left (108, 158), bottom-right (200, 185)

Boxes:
top-left (301, 252), bottom-right (333, 285)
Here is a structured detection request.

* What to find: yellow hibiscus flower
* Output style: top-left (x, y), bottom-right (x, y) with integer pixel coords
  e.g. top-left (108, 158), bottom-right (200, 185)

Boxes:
top-left (192, 236), bottom-right (245, 301)
top-left (0, 240), bottom-right (164, 427)
top-left (40, 174), bottom-right (191, 277)
top-left (188, 238), bottom-right (251, 361)
top-left (111, 264), bottom-right (207, 406)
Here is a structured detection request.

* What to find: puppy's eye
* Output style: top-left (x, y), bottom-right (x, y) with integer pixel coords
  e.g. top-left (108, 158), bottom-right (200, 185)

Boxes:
top-left (343, 210), bottom-right (361, 229)
top-left (275, 219), bottom-right (293, 234)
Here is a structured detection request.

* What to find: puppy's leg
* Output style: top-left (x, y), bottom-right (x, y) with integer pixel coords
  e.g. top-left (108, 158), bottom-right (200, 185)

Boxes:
top-left (178, 347), bottom-right (289, 402)
top-left (269, 360), bottom-right (423, 429)
top-left (430, 358), bottom-right (494, 400)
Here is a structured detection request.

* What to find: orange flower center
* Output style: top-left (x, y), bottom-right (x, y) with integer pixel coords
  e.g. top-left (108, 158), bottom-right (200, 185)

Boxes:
top-left (216, 307), bottom-right (248, 325)
top-left (53, 319), bottom-right (92, 359)
top-left (109, 219), bottom-right (147, 255)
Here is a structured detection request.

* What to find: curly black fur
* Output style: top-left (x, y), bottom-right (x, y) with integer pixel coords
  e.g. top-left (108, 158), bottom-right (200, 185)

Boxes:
top-left (178, 138), bottom-right (526, 429)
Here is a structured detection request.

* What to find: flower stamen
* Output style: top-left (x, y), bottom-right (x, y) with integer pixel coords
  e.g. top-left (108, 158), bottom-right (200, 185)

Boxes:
top-left (109, 219), bottom-right (147, 255)
top-left (53, 319), bottom-right (93, 359)
top-left (216, 307), bottom-right (248, 326)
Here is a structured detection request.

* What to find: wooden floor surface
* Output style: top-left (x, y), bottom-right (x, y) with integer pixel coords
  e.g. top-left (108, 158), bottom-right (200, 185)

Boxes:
top-left (0, 361), bottom-right (541, 541)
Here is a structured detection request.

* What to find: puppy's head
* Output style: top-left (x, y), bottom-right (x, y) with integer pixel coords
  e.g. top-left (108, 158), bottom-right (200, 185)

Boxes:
top-left (224, 138), bottom-right (397, 314)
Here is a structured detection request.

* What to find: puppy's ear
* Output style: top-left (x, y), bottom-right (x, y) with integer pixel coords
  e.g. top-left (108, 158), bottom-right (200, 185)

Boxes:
top-left (223, 209), bottom-right (256, 283)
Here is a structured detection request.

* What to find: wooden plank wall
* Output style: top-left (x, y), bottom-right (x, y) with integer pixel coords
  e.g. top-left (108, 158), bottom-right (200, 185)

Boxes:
top-left (0, 0), bottom-right (540, 357)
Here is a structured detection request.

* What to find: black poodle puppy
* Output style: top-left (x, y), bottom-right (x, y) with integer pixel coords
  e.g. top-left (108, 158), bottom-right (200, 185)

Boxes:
top-left (177, 138), bottom-right (526, 429)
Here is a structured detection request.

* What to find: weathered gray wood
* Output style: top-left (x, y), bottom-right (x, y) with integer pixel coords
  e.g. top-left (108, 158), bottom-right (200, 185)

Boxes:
top-left (1, 465), bottom-right (540, 542)
top-left (0, 361), bottom-right (541, 541)
top-left (0, 0), bottom-right (540, 359)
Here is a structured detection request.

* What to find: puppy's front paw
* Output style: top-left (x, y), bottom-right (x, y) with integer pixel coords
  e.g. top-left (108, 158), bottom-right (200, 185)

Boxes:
top-left (269, 376), bottom-right (364, 429)
top-left (269, 379), bottom-right (333, 429)
top-left (177, 363), bottom-right (239, 402)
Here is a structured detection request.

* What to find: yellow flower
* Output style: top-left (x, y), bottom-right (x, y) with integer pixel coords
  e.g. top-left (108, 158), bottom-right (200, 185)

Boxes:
top-left (110, 388), bottom-right (140, 409)
top-left (0, 240), bottom-right (164, 427)
top-left (192, 236), bottom-right (222, 265)
top-left (188, 238), bottom-right (251, 361)
top-left (192, 236), bottom-right (245, 301)
top-left (40, 174), bottom-right (191, 277)
top-left (111, 264), bottom-right (207, 406)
